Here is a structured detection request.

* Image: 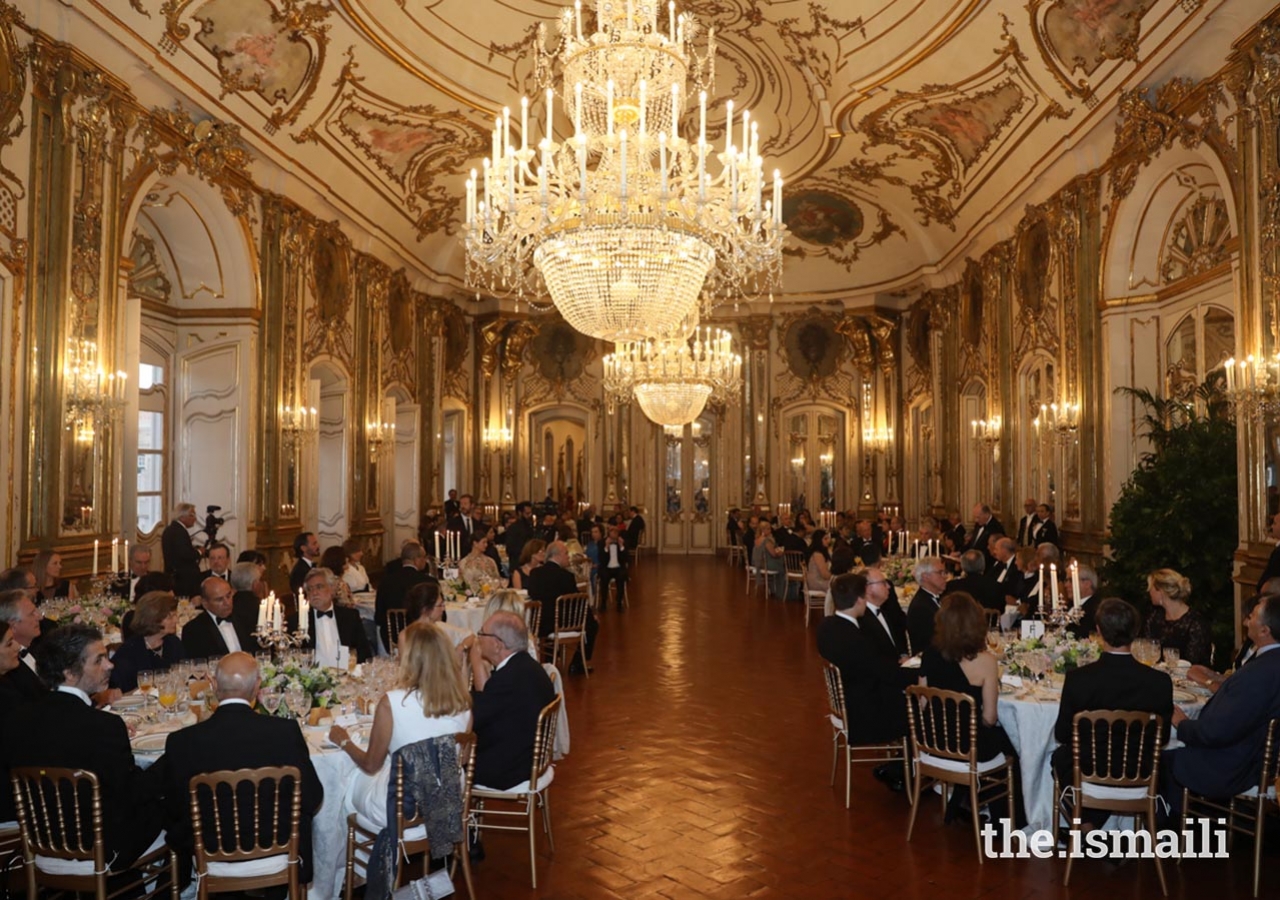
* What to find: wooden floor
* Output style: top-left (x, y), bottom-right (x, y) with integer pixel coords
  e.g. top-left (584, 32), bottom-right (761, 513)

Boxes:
top-left (468, 555), bottom-right (1271, 899)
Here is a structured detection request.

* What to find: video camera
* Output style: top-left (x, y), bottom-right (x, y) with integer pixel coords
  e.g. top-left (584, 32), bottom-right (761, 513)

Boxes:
top-left (204, 505), bottom-right (225, 543)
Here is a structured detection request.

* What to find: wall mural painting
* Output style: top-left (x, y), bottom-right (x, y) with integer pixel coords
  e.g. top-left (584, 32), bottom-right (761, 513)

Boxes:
top-left (310, 228), bottom-right (351, 323)
top-left (1030, 0), bottom-right (1158, 100)
top-left (782, 311), bottom-right (845, 383)
top-left (387, 273), bottom-right (415, 355)
top-left (1017, 218), bottom-right (1052, 314)
top-left (903, 81), bottom-right (1026, 171)
top-left (783, 190), bottom-right (864, 247)
top-left (529, 319), bottom-right (595, 388)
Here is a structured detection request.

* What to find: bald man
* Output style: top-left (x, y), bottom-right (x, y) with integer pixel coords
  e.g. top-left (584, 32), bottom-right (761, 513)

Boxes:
top-left (157, 653), bottom-right (323, 886)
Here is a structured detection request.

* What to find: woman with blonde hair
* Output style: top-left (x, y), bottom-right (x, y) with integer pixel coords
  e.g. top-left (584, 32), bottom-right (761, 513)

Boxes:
top-left (32, 549), bottom-right (76, 603)
top-left (1141, 568), bottom-right (1212, 665)
top-left (332, 622), bottom-right (472, 829)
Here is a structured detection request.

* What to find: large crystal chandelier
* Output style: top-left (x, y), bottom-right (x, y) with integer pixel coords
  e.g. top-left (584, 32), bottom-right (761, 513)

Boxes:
top-left (462, 1), bottom-right (786, 342)
top-left (603, 325), bottom-right (741, 426)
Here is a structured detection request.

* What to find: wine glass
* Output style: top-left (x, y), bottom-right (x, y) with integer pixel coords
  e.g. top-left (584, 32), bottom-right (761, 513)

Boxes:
top-left (190, 657), bottom-right (208, 682)
top-left (1163, 646), bottom-right (1181, 668)
top-left (261, 691), bottom-right (282, 717)
top-left (985, 629), bottom-right (1003, 657)
top-left (285, 688), bottom-right (309, 726)
top-left (137, 669), bottom-right (156, 694)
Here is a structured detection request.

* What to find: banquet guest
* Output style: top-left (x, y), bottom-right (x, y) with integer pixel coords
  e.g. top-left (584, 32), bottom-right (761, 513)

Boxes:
top-left (0, 567), bottom-right (36, 598)
top-left (404, 581), bottom-right (475, 653)
top-left (229, 562), bottom-right (265, 633)
top-left (0, 589), bottom-right (46, 700)
top-left (482, 590), bottom-right (541, 660)
top-left (752, 522), bottom-right (788, 599)
top-left (527, 541), bottom-right (597, 672)
top-left (1013, 546), bottom-right (1045, 618)
top-left (852, 519), bottom-right (882, 565)
top-left (1167, 595), bottom-right (1280, 810)
top-left (319, 545), bottom-right (355, 604)
top-left (295, 567), bottom-right (371, 666)
top-left (468, 612), bottom-right (556, 791)
top-left (988, 537), bottom-right (1022, 603)
top-left (161, 503), bottom-right (203, 596)
top-left (1140, 568), bottom-right (1212, 666)
top-left (32, 549), bottom-right (76, 603)
top-left (458, 526), bottom-right (502, 589)
top-left (0, 619), bottom-right (26, 822)
top-left (968, 503), bottom-right (1005, 566)
top-left (182, 576), bottom-right (258, 658)
top-left (829, 537), bottom-right (857, 577)
top-left (511, 539), bottom-right (547, 592)
top-left (289, 531), bottom-right (321, 595)
top-left (342, 538), bottom-right (372, 595)
top-left (597, 525), bottom-right (629, 611)
top-left (584, 526), bottom-right (603, 589)
top-left (505, 502), bottom-right (537, 574)
top-left (806, 529), bottom-right (833, 596)
top-left (1188, 595), bottom-right (1266, 693)
top-left (817, 573), bottom-right (916, 791)
top-left (1016, 498), bottom-right (1038, 546)
top-left (447, 493), bottom-right (483, 557)
top-left (742, 515), bottom-right (760, 559)
top-left (109, 592), bottom-right (185, 692)
top-left (1029, 503), bottom-right (1060, 549)
top-left (1052, 598), bottom-right (1172, 829)
top-left (376, 542), bottom-right (434, 647)
top-left (205, 543), bottom-right (232, 581)
top-left (624, 506), bottom-right (647, 552)
top-left (111, 544), bottom-right (152, 603)
top-left (861, 566), bottom-right (909, 662)
top-left (161, 652), bottom-right (323, 885)
top-left (946, 511), bottom-right (967, 551)
top-left (944, 550), bottom-right (1006, 613)
top-left (1065, 566), bottom-right (1101, 639)
top-left (1255, 512), bottom-right (1280, 591)
top-left (235, 549), bottom-right (272, 599)
top-left (333, 623), bottom-right (471, 828)
top-left (3, 624), bottom-right (164, 867)
top-left (907, 557), bottom-right (949, 656)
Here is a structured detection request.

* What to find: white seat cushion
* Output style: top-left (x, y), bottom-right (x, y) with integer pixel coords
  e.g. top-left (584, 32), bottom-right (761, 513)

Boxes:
top-left (205, 854), bottom-right (291, 877)
top-left (353, 812), bottom-right (427, 842)
top-left (474, 765), bottom-right (555, 796)
top-left (1081, 783), bottom-right (1151, 801)
top-left (828, 715), bottom-right (845, 731)
top-left (35, 857), bottom-right (96, 876)
top-left (1239, 784), bottom-right (1278, 800)
top-left (0, 821), bottom-right (16, 835)
top-left (553, 631), bottom-right (582, 640)
top-left (919, 751), bottom-right (1007, 775)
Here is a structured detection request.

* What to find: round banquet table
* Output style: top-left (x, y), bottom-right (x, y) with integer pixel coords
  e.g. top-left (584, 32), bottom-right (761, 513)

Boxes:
top-left (443, 601), bottom-right (486, 634)
top-left (995, 679), bottom-right (1207, 833)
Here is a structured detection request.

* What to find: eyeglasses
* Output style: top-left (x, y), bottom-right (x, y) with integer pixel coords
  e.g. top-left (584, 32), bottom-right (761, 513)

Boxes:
top-left (865, 579), bottom-right (888, 586)
top-left (477, 630), bottom-right (496, 638)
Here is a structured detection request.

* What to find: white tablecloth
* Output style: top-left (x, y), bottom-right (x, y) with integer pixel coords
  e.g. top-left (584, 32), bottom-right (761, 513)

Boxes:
top-left (443, 602), bottom-right (486, 634)
top-left (997, 685), bottom-right (1206, 832)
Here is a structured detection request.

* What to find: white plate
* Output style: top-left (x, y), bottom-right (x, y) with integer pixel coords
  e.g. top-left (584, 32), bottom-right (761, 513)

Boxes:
top-left (132, 733), bottom-right (169, 754)
top-left (900, 656), bottom-right (922, 669)
top-left (1173, 688), bottom-right (1199, 704)
top-left (112, 694), bottom-right (148, 709)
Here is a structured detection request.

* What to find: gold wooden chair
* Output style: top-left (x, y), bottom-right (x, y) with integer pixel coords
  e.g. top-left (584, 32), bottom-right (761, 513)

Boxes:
top-left (541, 593), bottom-right (589, 677)
top-left (343, 733), bottom-right (476, 900)
top-left (10, 766), bottom-right (177, 900)
top-left (726, 536), bottom-right (745, 569)
top-left (523, 600), bottom-right (542, 660)
top-left (805, 588), bottom-right (827, 626)
top-left (1181, 716), bottom-right (1279, 897)
top-left (471, 695), bottom-right (561, 889)
top-left (189, 766), bottom-right (304, 900)
top-left (783, 551), bottom-right (805, 601)
top-left (1053, 710), bottom-right (1167, 894)
top-left (821, 663), bottom-right (910, 809)
top-left (904, 685), bottom-right (1016, 863)
top-left (385, 608), bottom-right (409, 655)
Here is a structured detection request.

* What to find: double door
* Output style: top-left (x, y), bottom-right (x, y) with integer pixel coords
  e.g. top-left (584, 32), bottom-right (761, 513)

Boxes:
top-left (659, 413), bottom-right (715, 554)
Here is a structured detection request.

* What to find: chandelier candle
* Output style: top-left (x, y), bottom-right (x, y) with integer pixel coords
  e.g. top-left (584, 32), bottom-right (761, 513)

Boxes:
top-left (462, 1), bottom-right (786, 343)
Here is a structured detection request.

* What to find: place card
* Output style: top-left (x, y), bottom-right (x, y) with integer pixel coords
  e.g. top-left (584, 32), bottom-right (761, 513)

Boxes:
top-left (1020, 619), bottom-right (1045, 639)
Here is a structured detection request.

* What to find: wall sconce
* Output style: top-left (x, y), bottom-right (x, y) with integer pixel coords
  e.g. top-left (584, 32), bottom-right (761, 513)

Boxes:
top-left (971, 416), bottom-right (1001, 449)
top-left (482, 425), bottom-right (513, 453)
top-left (1223, 354), bottom-right (1280, 421)
top-left (281, 404), bottom-right (318, 450)
top-left (863, 426), bottom-right (892, 455)
top-left (64, 338), bottom-right (126, 442)
top-left (367, 414), bottom-right (395, 457)
top-left (1038, 401), bottom-right (1080, 444)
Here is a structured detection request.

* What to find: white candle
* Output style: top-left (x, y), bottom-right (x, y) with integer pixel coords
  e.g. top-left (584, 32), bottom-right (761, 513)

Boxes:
top-left (671, 83), bottom-right (679, 141)
top-left (124, 540), bottom-right (129, 571)
top-left (1071, 561), bottom-right (1082, 609)
top-left (112, 538), bottom-right (119, 573)
top-left (725, 99), bottom-right (734, 154)
top-left (620, 130), bottom-right (628, 194)
top-left (1050, 564), bottom-right (1060, 608)
top-left (273, 596), bottom-right (282, 631)
top-left (698, 91), bottom-right (706, 146)
top-left (606, 80), bottom-right (615, 136)
top-left (669, 1), bottom-right (675, 40)
top-left (299, 598), bottom-right (309, 636)
top-left (1038, 564), bottom-right (1045, 598)
top-left (435, 531), bottom-right (441, 560)
top-left (545, 87), bottom-right (554, 142)
top-left (502, 106), bottom-right (510, 155)
top-left (257, 599), bottom-right (267, 630)
top-left (93, 539), bottom-right (99, 576)
top-left (520, 96), bottom-right (528, 152)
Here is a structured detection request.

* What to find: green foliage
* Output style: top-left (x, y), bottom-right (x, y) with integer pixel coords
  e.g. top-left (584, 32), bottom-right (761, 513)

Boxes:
top-left (1100, 376), bottom-right (1238, 666)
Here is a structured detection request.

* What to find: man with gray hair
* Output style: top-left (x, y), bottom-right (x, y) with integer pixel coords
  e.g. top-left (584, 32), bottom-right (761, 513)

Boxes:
top-left (470, 611), bottom-right (556, 791)
top-left (0, 588), bottom-right (46, 699)
top-left (944, 549), bottom-right (1006, 612)
top-left (158, 652), bottom-right (324, 886)
top-left (527, 540), bottom-right (598, 673)
top-left (1066, 564), bottom-right (1100, 638)
top-left (907, 557), bottom-right (949, 656)
top-left (162, 501), bottom-right (203, 596)
top-left (228, 561), bottom-right (262, 632)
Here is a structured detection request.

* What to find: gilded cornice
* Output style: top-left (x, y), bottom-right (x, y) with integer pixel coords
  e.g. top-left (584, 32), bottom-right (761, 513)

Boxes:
top-left (0, 0), bottom-right (29, 194)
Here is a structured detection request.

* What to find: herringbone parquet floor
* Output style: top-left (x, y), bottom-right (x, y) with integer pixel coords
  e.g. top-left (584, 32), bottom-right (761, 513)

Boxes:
top-left (468, 555), bottom-right (1271, 899)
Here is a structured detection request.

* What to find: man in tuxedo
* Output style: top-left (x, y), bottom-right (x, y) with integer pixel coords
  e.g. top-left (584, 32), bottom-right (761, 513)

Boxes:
top-left (907, 557), bottom-right (950, 655)
top-left (852, 519), bottom-right (882, 565)
top-left (860, 566), bottom-right (910, 662)
top-left (2, 624), bottom-right (164, 866)
top-left (816, 572), bottom-right (916, 791)
top-left (943, 550), bottom-right (1005, 616)
top-left (527, 541), bottom-right (598, 672)
top-left (968, 503), bottom-right (1004, 565)
top-left (1052, 599), bottom-right (1172, 828)
top-left (946, 511), bottom-right (967, 551)
top-left (596, 525), bottom-right (630, 610)
top-left (1016, 498), bottom-right (1038, 546)
top-left (1166, 594), bottom-right (1280, 809)
top-left (469, 611), bottom-right (557, 791)
top-left (111, 545), bottom-right (152, 603)
top-left (376, 541), bottom-right (434, 648)
top-left (448, 494), bottom-right (484, 557)
top-left (205, 543), bottom-right (232, 581)
top-left (162, 502), bottom-right (203, 597)
top-left (228, 562), bottom-right (264, 632)
top-left (1066, 566), bottom-right (1102, 639)
top-left (988, 536), bottom-right (1021, 603)
top-left (182, 576), bottom-right (258, 658)
top-left (1029, 503), bottom-right (1060, 549)
top-left (0, 589), bottom-right (46, 700)
top-left (289, 532), bottom-right (321, 594)
top-left (1255, 512), bottom-right (1280, 591)
top-left (158, 652), bottom-right (323, 885)
top-left (504, 501), bottom-right (536, 573)
top-left (296, 568), bottom-right (371, 666)
top-left (624, 506), bottom-right (646, 551)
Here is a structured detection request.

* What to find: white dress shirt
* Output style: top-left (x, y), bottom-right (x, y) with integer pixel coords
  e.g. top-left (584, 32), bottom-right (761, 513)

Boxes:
top-left (312, 610), bottom-right (342, 668)
top-left (607, 544), bottom-right (621, 568)
top-left (56, 685), bottom-right (92, 706)
top-left (210, 611), bottom-right (242, 654)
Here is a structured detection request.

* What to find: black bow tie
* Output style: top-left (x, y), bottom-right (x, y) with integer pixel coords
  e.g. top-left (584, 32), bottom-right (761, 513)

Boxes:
top-left (213, 615), bottom-right (232, 627)
top-left (871, 606), bottom-right (883, 617)
top-left (315, 610), bottom-right (334, 619)
top-left (18, 648), bottom-right (29, 659)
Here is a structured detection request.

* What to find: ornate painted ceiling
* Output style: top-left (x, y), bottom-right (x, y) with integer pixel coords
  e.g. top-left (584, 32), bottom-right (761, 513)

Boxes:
top-left (86, 0), bottom-right (1251, 306)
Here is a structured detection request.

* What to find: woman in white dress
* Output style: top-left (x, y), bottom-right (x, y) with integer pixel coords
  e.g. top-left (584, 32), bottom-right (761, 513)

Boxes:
top-left (330, 622), bottom-right (472, 828)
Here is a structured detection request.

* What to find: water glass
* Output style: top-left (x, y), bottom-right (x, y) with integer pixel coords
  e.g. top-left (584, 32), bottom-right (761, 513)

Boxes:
top-left (1163, 646), bottom-right (1181, 668)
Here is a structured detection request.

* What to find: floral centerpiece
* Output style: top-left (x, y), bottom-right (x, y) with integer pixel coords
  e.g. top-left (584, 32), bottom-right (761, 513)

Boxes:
top-left (41, 593), bottom-right (132, 633)
top-left (440, 577), bottom-right (469, 602)
top-left (259, 660), bottom-right (341, 709)
top-left (1004, 632), bottom-right (1099, 675)
top-left (877, 557), bottom-right (918, 589)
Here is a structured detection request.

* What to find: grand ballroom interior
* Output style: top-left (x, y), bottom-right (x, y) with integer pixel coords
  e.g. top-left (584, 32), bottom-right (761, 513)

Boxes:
top-left (3, 0), bottom-right (1280, 898)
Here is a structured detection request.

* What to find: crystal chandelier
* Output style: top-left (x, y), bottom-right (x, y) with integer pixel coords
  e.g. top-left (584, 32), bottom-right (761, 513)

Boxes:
top-left (64, 338), bottom-right (127, 444)
top-left (462, 1), bottom-right (786, 342)
top-left (1223, 354), bottom-right (1280, 421)
top-left (603, 325), bottom-right (741, 426)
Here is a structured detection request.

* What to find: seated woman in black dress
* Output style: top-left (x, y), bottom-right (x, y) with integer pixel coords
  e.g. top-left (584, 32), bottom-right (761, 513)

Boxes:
top-left (110, 591), bottom-right (185, 693)
top-left (32, 548), bottom-right (77, 603)
top-left (1141, 568), bottom-right (1212, 666)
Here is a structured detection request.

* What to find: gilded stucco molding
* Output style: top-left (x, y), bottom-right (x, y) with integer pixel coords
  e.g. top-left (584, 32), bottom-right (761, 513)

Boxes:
top-left (0, 1), bottom-right (30, 196)
top-left (128, 104), bottom-right (257, 219)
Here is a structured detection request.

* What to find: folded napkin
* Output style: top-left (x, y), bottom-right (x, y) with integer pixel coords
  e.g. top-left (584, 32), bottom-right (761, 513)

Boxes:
top-left (1000, 674), bottom-right (1023, 688)
top-left (900, 655), bottom-right (922, 669)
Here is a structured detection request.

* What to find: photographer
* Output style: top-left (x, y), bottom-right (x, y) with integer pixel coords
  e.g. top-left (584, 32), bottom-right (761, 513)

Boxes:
top-left (161, 502), bottom-right (204, 597)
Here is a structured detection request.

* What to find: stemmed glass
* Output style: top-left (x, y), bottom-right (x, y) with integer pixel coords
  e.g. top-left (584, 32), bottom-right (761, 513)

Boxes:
top-left (261, 691), bottom-right (283, 717)
top-left (985, 629), bottom-right (1003, 658)
top-left (1133, 638), bottom-right (1162, 666)
top-left (157, 675), bottom-right (180, 721)
top-left (285, 688), bottom-right (309, 726)
top-left (1163, 646), bottom-right (1181, 669)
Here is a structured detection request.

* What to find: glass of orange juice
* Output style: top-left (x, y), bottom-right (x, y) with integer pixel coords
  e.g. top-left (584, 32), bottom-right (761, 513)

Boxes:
top-left (157, 675), bottom-right (179, 720)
